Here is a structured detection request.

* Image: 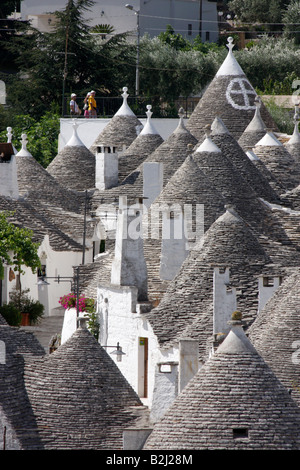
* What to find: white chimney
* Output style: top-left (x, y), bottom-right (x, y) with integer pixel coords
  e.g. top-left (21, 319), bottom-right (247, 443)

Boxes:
top-left (213, 267), bottom-right (237, 336)
top-left (258, 275), bottom-right (282, 312)
top-left (179, 339), bottom-right (199, 392)
top-left (0, 138), bottom-right (19, 199)
top-left (111, 196), bottom-right (148, 300)
top-left (95, 145), bottom-right (118, 190)
top-left (143, 161), bottom-right (164, 209)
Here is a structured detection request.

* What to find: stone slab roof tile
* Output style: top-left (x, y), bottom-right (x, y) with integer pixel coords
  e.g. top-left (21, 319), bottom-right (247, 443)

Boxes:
top-left (24, 326), bottom-right (149, 449)
top-left (46, 145), bottom-right (95, 191)
top-left (144, 321), bottom-right (300, 450)
top-left (0, 195), bottom-right (83, 252)
top-left (249, 268), bottom-right (300, 408)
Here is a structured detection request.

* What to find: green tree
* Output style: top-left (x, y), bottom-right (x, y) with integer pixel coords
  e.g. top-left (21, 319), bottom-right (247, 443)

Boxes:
top-left (227, 0), bottom-right (287, 25)
top-left (283, 0), bottom-right (300, 44)
top-left (158, 25), bottom-right (191, 50)
top-left (2, 0), bottom-right (132, 118)
top-left (0, 110), bottom-right (60, 168)
top-left (2, 0), bottom-right (99, 118)
top-left (139, 36), bottom-right (216, 107)
top-left (0, 0), bottom-right (22, 18)
top-left (0, 211), bottom-right (41, 283)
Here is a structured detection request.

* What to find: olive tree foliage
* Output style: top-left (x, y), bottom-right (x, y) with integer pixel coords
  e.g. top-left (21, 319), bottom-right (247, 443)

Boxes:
top-left (234, 36), bottom-right (300, 90)
top-left (139, 36), bottom-right (216, 107)
top-left (227, 0), bottom-right (288, 24)
top-left (283, 0), bottom-right (300, 43)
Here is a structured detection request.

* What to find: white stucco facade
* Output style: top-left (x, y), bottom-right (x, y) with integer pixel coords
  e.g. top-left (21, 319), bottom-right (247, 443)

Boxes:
top-left (0, 156), bottom-right (19, 199)
top-left (1, 235), bottom-right (89, 317)
top-left (59, 117), bottom-right (186, 151)
top-left (97, 284), bottom-right (179, 410)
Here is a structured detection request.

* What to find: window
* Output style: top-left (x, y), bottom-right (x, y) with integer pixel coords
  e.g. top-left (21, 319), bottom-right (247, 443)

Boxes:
top-left (233, 428), bottom-right (248, 439)
top-left (38, 265), bottom-right (46, 278)
top-left (138, 337), bottom-right (148, 398)
top-left (188, 24), bottom-right (192, 36)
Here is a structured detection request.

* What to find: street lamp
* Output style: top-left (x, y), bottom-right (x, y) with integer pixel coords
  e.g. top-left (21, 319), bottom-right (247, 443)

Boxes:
top-left (125, 4), bottom-right (140, 98)
top-left (102, 342), bottom-right (126, 362)
top-left (37, 266), bottom-right (81, 318)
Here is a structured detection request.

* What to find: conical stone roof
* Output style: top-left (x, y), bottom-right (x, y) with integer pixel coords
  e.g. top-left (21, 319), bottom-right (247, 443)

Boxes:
top-left (15, 134), bottom-right (86, 214)
top-left (192, 131), bottom-right (275, 238)
top-left (280, 184), bottom-right (300, 210)
top-left (186, 37), bottom-right (278, 140)
top-left (89, 87), bottom-right (143, 154)
top-left (145, 207), bottom-right (271, 355)
top-left (143, 154), bottom-right (226, 302)
top-left (90, 109), bottom-right (198, 209)
top-left (254, 130), bottom-right (300, 191)
top-left (245, 149), bottom-right (286, 195)
top-left (209, 117), bottom-right (281, 203)
top-left (0, 195), bottom-right (83, 252)
top-left (118, 105), bottom-right (163, 183)
top-left (47, 121), bottom-right (95, 191)
top-left (248, 268), bottom-right (300, 407)
top-left (238, 96), bottom-right (268, 151)
top-left (120, 108), bottom-right (198, 196)
top-left (284, 108), bottom-right (300, 164)
top-left (24, 325), bottom-right (148, 450)
top-left (144, 321), bottom-right (300, 450)
top-left (0, 324), bottom-right (45, 450)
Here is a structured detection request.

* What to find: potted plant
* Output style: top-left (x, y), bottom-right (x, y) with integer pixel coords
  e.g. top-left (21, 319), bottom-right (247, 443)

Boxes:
top-left (9, 287), bottom-right (44, 326)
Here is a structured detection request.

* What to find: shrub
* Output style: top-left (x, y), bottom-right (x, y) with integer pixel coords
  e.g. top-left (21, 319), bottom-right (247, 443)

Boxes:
top-left (0, 303), bottom-right (22, 326)
top-left (9, 287), bottom-right (44, 325)
top-left (263, 97), bottom-right (295, 134)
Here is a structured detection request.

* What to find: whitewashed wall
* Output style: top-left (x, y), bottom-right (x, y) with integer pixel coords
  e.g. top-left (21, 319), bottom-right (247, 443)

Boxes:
top-left (2, 235), bottom-right (89, 317)
top-left (97, 284), bottom-right (179, 408)
top-left (59, 118), bottom-right (187, 151)
top-left (0, 156), bottom-right (19, 199)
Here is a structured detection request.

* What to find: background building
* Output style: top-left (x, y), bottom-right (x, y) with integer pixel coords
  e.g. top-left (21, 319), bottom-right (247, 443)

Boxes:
top-left (15, 0), bottom-right (219, 42)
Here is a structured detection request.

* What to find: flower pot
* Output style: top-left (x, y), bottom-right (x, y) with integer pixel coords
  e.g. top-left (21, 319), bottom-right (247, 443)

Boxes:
top-left (21, 313), bottom-right (30, 326)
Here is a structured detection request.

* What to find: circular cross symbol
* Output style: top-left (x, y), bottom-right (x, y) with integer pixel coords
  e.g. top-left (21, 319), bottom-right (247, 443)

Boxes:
top-left (226, 78), bottom-right (256, 110)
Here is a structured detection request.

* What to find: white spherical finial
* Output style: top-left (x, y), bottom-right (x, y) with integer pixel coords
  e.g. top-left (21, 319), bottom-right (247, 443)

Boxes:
top-left (227, 36), bottom-right (234, 52)
top-left (6, 127), bottom-right (13, 142)
top-left (122, 87), bottom-right (129, 99)
top-left (146, 104), bottom-right (153, 119)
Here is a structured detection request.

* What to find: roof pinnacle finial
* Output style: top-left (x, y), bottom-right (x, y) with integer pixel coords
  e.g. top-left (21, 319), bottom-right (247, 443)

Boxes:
top-left (21, 134), bottom-right (28, 151)
top-left (122, 86), bottom-right (129, 101)
top-left (227, 36), bottom-right (234, 53)
top-left (146, 104), bottom-right (153, 120)
top-left (178, 107), bottom-right (185, 119)
top-left (294, 104), bottom-right (299, 123)
top-left (254, 95), bottom-right (262, 109)
top-left (16, 133), bottom-right (32, 157)
top-left (6, 127), bottom-right (13, 143)
top-left (204, 124), bottom-right (212, 137)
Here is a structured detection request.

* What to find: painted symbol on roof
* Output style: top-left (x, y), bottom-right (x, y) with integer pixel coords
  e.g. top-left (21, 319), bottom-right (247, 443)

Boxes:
top-left (226, 78), bottom-right (256, 110)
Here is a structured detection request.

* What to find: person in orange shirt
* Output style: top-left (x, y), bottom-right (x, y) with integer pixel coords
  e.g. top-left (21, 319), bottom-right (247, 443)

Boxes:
top-left (88, 90), bottom-right (97, 118)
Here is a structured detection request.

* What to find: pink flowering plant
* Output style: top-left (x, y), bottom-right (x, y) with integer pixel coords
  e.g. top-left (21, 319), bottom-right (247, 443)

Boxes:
top-left (59, 293), bottom-right (95, 313)
top-left (59, 292), bottom-right (99, 339)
